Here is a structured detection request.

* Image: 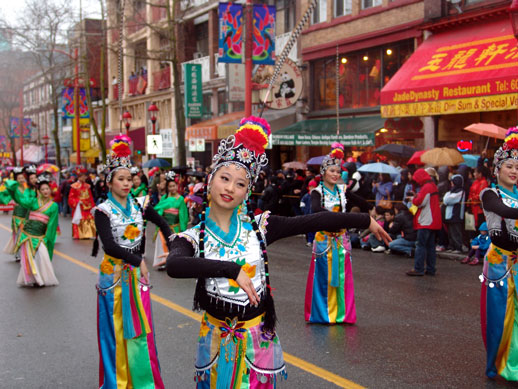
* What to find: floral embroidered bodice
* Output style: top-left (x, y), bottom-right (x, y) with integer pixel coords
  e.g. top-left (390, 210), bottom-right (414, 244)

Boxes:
top-left (95, 195), bottom-right (145, 252)
top-left (314, 184), bottom-right (347, 212)
top-left (178, 209), bottom-right (269, 307)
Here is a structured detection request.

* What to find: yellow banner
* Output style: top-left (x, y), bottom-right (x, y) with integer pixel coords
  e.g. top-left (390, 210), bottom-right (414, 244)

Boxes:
top-left (72, 118), bottom-right (91, 152)
top-left (381, 93), bottom-right (518, 118)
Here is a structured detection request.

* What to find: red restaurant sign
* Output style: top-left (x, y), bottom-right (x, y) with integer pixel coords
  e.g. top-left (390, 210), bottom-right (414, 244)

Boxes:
top-left (381, 18), bottom-right (518, 118)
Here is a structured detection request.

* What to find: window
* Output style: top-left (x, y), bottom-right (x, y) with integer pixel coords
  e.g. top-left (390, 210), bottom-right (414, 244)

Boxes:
top-left (313, 40), bottom-right (414, 111)
top-left (312, 0), bottom-right (327, 25)
top-left (195, 22), bottom-right (209, 57)
top-left (276, 0), bottom-right (296, 33)
top-left (335, 0), bottom-right (352, 17)
top-left (362, 0), bottom-right (382, 9)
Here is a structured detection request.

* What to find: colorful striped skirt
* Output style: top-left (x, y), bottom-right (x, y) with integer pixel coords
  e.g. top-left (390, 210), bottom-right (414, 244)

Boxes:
top-left (97, 255), bottom-right (164, 389)
top-left (195, 312), bottom-right (287, 388)
top-left (305, 231), bottom-right (356, 324)
top-left (17, 237), bottom-right (58, 287)
top-left (481, 244), bottom-right (518, 380)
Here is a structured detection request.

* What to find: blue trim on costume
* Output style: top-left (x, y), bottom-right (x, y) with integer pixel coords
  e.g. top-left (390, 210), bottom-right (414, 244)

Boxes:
top-left (98, 277), bottom-right (117, 388)
top-left (205, 207), bottom-right (239, 244)
top-left (107, 192), bottom-right (133, 218)
top-left (310, 239), bottom-right (330, 323)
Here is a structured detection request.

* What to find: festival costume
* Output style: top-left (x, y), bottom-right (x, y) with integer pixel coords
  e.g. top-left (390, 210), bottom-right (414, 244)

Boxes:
top-left (153, 192), bottom-right (188, 268)
top-left (305, 183), bottom-right (356, 324)
top-left (131, 183), bottom-right (147, 198)
top-left (69, 179), bottom-right (96, 239)
top-left (0, 183), bottom-right (34, 255)
top-left (480, 127), bottom-right (518, 380)
top-left (167, 118), bottom-right (372, 387)
top-left (94, 135), bottom-right (171, 389)
top-left (5, 179), bottom-right (59, 287)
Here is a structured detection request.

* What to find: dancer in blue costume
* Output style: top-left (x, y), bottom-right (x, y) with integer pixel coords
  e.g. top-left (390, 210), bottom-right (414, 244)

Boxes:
top-left (480, 126), bottom-right (518, 380)
top-left (166, 116), bottom-right (390, 388)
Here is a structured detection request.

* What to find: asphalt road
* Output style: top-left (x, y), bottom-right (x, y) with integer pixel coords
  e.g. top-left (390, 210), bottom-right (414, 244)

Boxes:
top-left (0, 213), bottom-right (516, 388)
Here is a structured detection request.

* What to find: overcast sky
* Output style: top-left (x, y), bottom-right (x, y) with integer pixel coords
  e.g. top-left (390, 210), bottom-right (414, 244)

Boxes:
top-left (0, 0), bottom-right (102, 24)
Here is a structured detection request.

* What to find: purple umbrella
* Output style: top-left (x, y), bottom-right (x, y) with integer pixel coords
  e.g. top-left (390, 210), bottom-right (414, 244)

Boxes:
top-left (306, 155), bottom-right (326, 165)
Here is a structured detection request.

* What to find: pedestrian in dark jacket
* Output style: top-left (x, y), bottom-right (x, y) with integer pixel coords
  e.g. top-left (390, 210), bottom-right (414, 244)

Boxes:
top-left (260, 177), bottom-right (279, 213)
top-left (387, 203), bottom-right (417, 257)
top-left (407, 168), bottom-right (442, 276)
top-left (443, 174), bottom-right (465, 253)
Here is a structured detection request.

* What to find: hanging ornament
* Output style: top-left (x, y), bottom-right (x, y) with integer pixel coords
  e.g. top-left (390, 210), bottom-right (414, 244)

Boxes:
top-left (489, 282), bottom-right (495, 288)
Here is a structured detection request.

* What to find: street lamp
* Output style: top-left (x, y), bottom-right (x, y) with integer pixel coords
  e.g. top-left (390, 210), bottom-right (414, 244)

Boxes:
top-left (42, 134), bottom-right (50, 163)
top-left (122, 111), bottom-right (132, 134)
top-left (510, 0), bottom-right (518, 39)
top-left (148, 103), bottom-right (159, 159)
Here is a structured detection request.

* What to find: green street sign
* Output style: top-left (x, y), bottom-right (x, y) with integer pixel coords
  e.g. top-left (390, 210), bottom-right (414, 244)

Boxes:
top-left (184, 63), bottom-right (202, 118)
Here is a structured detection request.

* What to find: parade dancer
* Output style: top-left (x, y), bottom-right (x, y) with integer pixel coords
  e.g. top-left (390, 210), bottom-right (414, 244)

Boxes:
top-left (0, 167), bottom-right (31, 257)
top-left (305, 143), bottom-right (362, 324)
top-left (153, 170), bottom-right (188, 269)
top-left (5, 174), bottom-right (59, 287)
top-left (166, 117), bottom-right (390, 387)
top-left (69, 167), bottom-right (96, 239)
top-left (130, 166), bottom-right (148, 198)
top-left (480, 127), bottom-right (518, 381)
top-left (93, 135), bottom-right (171, 389)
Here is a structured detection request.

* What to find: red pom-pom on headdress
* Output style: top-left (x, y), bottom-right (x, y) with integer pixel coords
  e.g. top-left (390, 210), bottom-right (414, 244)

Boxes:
top-left (110, 134), bottom-right (132, 157)
top-left (330, 142), bottom-right (345, 160)
top-left (234, 116), bottom-right (271, 155)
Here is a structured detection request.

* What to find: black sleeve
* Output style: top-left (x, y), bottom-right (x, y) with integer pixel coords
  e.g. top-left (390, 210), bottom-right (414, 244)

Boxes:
top-left (482, 189), bottom-right (518, 219)
top-left (166, 236), bottom-right (242, 279)
top-left (346, 190), bottom-right (373, 211)
top-left (310, 190), bottom-right (327, 213)
top-left (94, 210), bottom-right (143, 267)
top-left (143, 203), bottom-right (173, 250)
top-left (265, 212), bottom-right (371, 245)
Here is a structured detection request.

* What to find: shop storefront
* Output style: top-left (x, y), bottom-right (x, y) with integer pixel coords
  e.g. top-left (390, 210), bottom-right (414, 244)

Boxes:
top-left (381, 15), bottom-right (518, 154)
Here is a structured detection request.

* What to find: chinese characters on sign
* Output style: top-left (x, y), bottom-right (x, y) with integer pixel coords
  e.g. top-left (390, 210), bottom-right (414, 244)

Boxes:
top-left (184, 63), bottom-right (202, 118)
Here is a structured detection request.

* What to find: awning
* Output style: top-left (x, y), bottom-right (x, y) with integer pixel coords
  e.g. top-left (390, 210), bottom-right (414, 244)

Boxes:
top-left (272, 116), bottom-right (384, 146)
top-left (186, 111), bottom-right (244, 140)
top-left (381, 18), bottom-right (518, 118)
top-left (218, 106), bottom-right (297, 138)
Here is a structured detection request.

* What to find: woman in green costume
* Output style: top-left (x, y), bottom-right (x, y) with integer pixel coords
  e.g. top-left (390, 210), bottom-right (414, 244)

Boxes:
top-left (0, 167), bottom-right (36, 258)
top-left (6, 174), bottom-right (59, 287)
top-left (130, 167), bottom-right (148, 198)
top-left (153, 170), bottom-right (188, 268)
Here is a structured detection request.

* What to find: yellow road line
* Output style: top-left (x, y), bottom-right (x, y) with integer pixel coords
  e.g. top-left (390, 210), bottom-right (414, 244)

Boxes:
top-left (0, 222), bottom-right (364, 389)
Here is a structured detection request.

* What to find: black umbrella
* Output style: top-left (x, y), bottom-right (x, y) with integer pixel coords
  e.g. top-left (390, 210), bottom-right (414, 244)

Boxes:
top-left (186, 170), bottom-right (206, 178)
top-left (171, 165), bottom-right (189, 173)
top-left (374, 144), bottom-right (416, 159)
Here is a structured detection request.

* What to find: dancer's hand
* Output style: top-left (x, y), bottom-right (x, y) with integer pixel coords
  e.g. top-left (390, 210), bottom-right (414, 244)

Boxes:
top-left (235, 269), bottom-right (260, 306)
top-left (369, 217), bottom-right (392, 246)
top-left (140, 260), bottom-right (150, 284)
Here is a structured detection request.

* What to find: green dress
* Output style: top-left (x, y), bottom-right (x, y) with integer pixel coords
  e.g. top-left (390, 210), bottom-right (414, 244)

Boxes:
top-left (0, 184), bottom-right (36, 255)
top-left (152, 194), bottom-right (188, 267)
top-left (5, 180), bottom-right (59, 286)
top-left (131, 184), bottom-right (147, 198)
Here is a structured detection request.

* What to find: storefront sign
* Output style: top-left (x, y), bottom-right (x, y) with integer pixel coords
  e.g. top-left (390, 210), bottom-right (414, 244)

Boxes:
top-left (186, 126), bottom-right (217, 140)
top-left (184, 63), bottom-right (202, 118)
top-left (156, 129), bottom-right (173, 159)
top-left (382, 92), bottom-right (518, 118)
top-left (272, 133), bottom-right (374, 146)
top-left (381, 19), bottom-right (518, 118)
top-left (228, 63), bottom-right (245, 102)
top-left (265, 58), bottom-right (303, 110)
top-left (457, 140), bottom-right (473, 152)
top-left (189, 138), bottom-right (206, 152)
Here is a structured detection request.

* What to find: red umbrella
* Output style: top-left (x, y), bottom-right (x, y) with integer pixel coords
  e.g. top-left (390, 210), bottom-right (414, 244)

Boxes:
top-left (407, 150), bottom-right (426, 165)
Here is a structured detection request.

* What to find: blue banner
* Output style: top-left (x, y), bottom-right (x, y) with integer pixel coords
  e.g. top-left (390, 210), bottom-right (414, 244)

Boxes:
top-left (252, 4), bottom-right (276, 65)
top-left (218, 2), bottom-right (243, 64)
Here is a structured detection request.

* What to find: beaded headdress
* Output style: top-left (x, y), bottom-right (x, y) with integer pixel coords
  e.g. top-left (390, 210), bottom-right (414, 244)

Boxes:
top-left (13, 166), bottom-right (24, 179)
top-left (36, 174), bottom-right (51, 186)
top-left (24, 165), bottom-right (37, 175)
top-left (105, 134), bottom-right (132, 182)
top-left (165, 170), bottom-right (176, 182)
top-left (130, 166), bottom-right (140, 176)
top-left (494, 127), bottom-right (518, 174)
top-left (210, 116), bottom-right (271, 193)
top-left (320, 142), bottom-right (345, 176)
